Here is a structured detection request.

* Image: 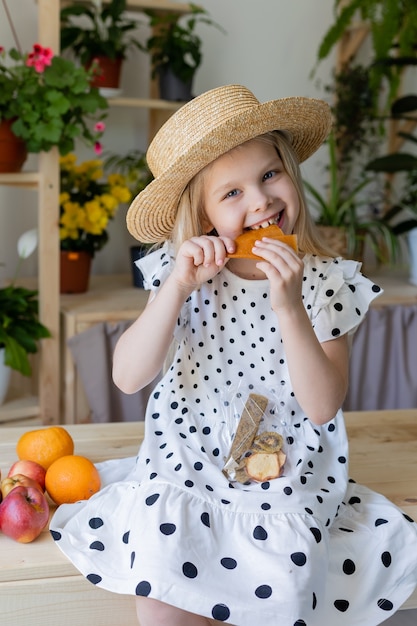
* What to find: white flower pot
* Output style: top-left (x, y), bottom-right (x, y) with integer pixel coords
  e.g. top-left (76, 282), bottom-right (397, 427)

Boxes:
top-left (408, 228), bottom-right (417, 286)
top-left (0, 347), bottom-right (11, 405)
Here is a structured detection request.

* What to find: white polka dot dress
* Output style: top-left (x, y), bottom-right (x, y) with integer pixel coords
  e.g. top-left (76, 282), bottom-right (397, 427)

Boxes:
top-left (50, 246), bottom-right (417, 625)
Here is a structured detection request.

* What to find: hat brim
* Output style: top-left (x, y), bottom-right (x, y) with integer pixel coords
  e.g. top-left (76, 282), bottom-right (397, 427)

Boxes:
top-left (127, 95), bottom-right (332, 243)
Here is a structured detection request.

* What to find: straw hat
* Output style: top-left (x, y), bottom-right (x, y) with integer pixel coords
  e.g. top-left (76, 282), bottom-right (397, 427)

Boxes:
top-left (127, 84), bottom-right (332, 243)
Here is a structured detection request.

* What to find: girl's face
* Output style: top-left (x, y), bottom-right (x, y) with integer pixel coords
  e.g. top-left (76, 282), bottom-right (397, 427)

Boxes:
top-left (202, 138), bottom-right (300, 241)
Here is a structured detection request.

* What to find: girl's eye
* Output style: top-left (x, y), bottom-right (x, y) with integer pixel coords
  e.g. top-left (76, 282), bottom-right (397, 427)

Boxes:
top-left (263, 170), bottom-right (276, 181)
top-left (225, 189), bottom-right (239, 198)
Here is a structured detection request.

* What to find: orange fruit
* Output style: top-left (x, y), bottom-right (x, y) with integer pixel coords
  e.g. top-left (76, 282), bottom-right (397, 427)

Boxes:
top-left (45, 455), bottom-right (101, 505)
top-left (16, 426), bottom-right (74, 470)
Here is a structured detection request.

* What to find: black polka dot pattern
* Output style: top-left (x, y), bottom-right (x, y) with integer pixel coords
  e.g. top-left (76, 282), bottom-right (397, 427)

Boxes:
top-left (48, 249), bottom-right (417, 626)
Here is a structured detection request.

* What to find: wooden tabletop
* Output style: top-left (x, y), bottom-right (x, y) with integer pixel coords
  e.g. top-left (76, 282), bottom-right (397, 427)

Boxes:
top-left (0, 410), bottom-right (416, 612)
top-left (1, 409), bottom-right (416, 518)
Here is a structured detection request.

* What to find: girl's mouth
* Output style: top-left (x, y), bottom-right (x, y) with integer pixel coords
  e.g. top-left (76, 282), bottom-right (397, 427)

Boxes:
top-left (246, 210), bottom-right (284, 231)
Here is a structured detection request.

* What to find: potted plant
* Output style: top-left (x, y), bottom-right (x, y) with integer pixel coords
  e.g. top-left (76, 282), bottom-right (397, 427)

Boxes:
top-left (60, 0), bottom-right (144, 90)
top-left (59, 153), bottom-right (132, 293)
top-left (0, 43), bottom-right (107, 169)
top-left (365, 94), bottom-right (417, 277)
top-left (104, 148), bottom-right (153, 197)
top-left (143, 3), bottom-right (225, 101)
top-left (0, 230), bottom-right (51, 399)
top-left (304, 131), bottom-right (399, 263)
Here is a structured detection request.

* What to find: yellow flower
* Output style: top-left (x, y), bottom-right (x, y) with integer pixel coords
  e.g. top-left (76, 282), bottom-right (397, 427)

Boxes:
top-left (59, 154), bottom-right (77, 169)
top-left (59, 191), bottom-right (71, 204)
top-left (60, 202), bottom-right (86, 232)
top-left (111, 185), bottom-right (132, 203)
top-left (59, 153), bottom-right (132, 256)
top-left (100, 193), bottom-right (118, 211)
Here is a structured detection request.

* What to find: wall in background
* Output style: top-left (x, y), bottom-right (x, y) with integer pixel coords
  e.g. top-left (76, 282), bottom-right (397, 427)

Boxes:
top-left (0, 0), bottom-right (335, 283)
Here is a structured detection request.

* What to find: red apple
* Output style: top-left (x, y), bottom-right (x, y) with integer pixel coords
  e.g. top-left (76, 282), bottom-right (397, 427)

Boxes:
top-left (8, 459), bottom-right (46, 492)
top-left (1, 474), bottom-right (44, 499)
top-left (0, 485), bottom-right (50, 543)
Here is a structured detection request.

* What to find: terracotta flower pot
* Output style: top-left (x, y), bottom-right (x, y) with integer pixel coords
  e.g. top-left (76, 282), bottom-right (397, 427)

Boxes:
top-left (0, 119), bottom-right (28, 173)
top-left (60, 251), bottom-right (92, 294)
top-left (86, 56), bottom-right (123, 90)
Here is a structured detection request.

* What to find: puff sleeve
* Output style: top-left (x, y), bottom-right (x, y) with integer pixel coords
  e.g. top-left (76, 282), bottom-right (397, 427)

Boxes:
top-left (302, 256), bottom-right (383, 343)
top-left (135, 243), bottom-right (174, 293)
top-left (135, 243), bottom-right (191, 341)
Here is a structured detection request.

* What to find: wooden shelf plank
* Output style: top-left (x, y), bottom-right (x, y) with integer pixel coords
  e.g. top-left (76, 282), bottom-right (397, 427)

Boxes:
top-left (60, 0), bottom-right (191, 14)
top-left (0, 172), bottom-right (41, 188)
top-left (109, 97), bottom-right (186, 110)
top-left (0, 395), bottom-right (40, 424)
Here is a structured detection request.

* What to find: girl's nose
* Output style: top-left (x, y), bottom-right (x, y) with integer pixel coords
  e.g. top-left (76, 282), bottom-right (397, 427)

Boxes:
top-left (250, 187), bottom-right (271, 212)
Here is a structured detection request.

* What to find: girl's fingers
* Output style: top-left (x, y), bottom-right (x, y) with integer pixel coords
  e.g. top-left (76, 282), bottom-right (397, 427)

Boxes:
top-left (183, 236), bottom-right (229, 267)
top-left (252, 239), bottom-right (301, 271)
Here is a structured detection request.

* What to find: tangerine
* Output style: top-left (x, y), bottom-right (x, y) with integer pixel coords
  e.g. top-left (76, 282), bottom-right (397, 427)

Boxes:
top-left (45, 455), bottom-right (101, 505)
top-left (16, 426), bottom-right (74, 470)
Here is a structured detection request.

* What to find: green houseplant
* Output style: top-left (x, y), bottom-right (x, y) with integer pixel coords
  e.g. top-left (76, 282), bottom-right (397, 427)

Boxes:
top-left (104, 149), bottom-right (153, 197)
top-left (0, 43), bottom-right (107, 158)
top-left (60, 0), bottom-right (143, 89)
top-left (144, 3), bottom-right (224, 100)
top-left (315, 0), bottom-right (417, 110)
top-left (365, 94), bottom-right (417, 239)
top-left (304, 132), bottom-right (398, 262)
top-left (309, 5), bottom-right (417, 263)
top-left (0, 230), bottom-right (50, 379)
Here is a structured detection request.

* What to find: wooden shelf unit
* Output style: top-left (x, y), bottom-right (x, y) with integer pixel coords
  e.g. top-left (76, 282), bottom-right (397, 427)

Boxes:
top-left (0, 0), bottom-right (191, 426)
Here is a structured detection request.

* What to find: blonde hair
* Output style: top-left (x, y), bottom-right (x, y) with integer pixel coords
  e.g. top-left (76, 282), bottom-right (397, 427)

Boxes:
top-left (171, 131), bottom-right (336, 257)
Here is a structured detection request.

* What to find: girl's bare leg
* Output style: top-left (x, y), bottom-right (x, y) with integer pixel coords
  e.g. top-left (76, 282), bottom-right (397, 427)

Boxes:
top-left (136, 597), bottom-right (233, 626)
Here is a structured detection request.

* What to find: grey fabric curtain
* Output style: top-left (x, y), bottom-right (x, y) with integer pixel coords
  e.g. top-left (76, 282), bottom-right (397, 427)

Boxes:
top-left (68, 304), bottom-right (417, 422)
top-left (68, 321), bottom-right (160, 423)
top-left (344, 304), bottom-right (417, 411)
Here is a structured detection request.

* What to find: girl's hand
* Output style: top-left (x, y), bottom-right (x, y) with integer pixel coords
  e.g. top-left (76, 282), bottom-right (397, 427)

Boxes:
top-left (172, 235), bottom-right (235, 293)
top-left (252, 237), bottom-right (304, 312)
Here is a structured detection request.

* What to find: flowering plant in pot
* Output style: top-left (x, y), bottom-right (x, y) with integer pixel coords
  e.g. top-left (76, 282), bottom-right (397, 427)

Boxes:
top-left (60, 152), bottom-right (132, 255)
top-left (0, 230), bottom-right (50, 383)
top-left (0, 43), bottom-right (107, 162)
top-left (59, 153), bottom-right (132, 292)
top-left (60, 0), bottom-right (143, 89)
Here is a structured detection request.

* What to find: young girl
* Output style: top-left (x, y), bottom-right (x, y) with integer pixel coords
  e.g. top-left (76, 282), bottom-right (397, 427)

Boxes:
top-left (51, 85), bottom-right (417, 626)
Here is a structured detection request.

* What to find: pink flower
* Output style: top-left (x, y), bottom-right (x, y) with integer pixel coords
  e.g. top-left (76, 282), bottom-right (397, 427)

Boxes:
top-left (94, 142), bottom-right (103, 155)
top-left (94, 121), bottom-right (106, 132)
top-left (90, 58), bottom-right (102, 76)
top-left (26, 43), bottom-right (54, 73)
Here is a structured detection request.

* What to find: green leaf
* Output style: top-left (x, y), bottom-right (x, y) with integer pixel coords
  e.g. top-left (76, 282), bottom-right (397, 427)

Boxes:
top-left (366, 153), bottom-right (417, 172)
top-left (3, 336), bottom-right (31, 377)
top-left (317, 0), bottom-right (361, 61)
top-left (392, 95), bottom-right (417, 116)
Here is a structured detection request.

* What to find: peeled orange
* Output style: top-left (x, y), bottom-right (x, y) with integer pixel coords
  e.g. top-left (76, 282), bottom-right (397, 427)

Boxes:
top-left (16, 426), bottom-right (74, 470)
top-left (45, 455), bottom-right (101, 505)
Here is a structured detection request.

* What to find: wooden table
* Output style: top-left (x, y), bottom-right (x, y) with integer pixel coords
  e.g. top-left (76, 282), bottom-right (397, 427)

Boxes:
top-left (1, 410), bottom-right (416, 625)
